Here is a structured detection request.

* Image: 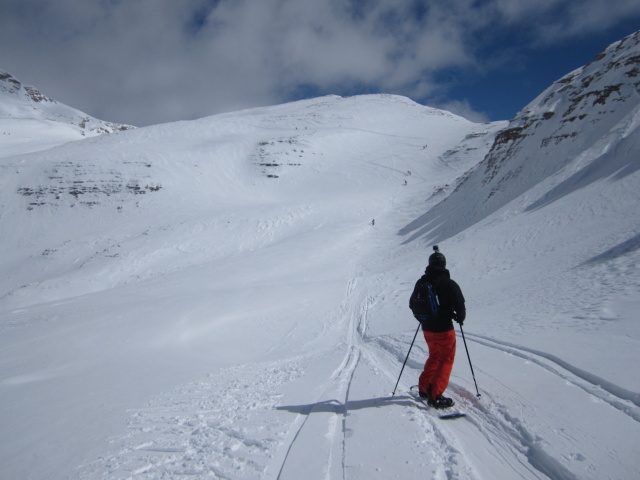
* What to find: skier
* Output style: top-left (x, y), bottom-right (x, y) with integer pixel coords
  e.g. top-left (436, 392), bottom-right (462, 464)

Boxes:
top-left (409, 247), bottom-right (465, 409)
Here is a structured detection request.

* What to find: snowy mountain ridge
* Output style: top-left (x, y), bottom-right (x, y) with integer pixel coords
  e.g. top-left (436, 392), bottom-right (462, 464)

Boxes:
top-left (0, 70), bottom-right (133, 158)
top-left (1, 32), bottom-right (639, 480)
top-left (1, 93), bottom-right (498, 308)
top-left (400, 29), bottom-right (640, 243)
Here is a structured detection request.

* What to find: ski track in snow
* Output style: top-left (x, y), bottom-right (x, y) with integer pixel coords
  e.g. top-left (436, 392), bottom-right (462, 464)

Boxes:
top-left (81, 313), bottom-right (628, 480)
top-left (74, 261), bottom-right (608, 480)
top-left (465, 333), bottom-right (640, 420)
top-left (74, 257), bottom-right (490, 480)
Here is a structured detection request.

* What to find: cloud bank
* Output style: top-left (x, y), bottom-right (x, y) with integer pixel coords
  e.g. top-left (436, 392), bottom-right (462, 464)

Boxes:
top-left (1, 0), bottom-right (639, 125)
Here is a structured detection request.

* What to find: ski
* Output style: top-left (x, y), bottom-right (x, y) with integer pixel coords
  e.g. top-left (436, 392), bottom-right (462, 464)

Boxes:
top-left (408, 386), bottom-right (466, 420)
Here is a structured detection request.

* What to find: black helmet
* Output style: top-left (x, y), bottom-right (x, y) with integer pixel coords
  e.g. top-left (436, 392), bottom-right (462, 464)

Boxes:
top-left (428, 245), bottom-right (446, 268)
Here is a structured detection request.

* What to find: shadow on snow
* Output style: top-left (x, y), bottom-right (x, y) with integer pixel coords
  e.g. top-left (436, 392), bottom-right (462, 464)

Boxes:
top-left (275, 395), bottom-right (415, 415)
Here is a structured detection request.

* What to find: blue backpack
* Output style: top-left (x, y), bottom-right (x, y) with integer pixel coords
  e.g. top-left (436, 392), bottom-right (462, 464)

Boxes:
top-left (410, 280), bottom-right (440, 319)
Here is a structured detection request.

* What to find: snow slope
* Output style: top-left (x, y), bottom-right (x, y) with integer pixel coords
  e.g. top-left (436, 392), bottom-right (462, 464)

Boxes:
top-left (0, 70), bottom-right (133, 158)
top-left (1, 32), bottom-right (640, 480)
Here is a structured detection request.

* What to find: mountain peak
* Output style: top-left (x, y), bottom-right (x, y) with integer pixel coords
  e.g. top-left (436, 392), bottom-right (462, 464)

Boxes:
top-left (399, 29), bottom-right (640, 243)
top-left (484, 30), bottom-right (639, 185)
top-left (0, 70), bottom-right (134, 158)
top-left (0, 71), bottom-right (54, 103)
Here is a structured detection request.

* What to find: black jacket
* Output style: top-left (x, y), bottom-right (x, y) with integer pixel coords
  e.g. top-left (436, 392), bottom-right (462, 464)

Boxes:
top-left (409, 265), bottom-right (466, 332)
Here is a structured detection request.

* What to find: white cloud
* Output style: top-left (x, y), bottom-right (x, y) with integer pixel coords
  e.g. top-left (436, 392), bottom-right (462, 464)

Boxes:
top-left (1, 0), bottom-right (638, 125)
top-left (435, 99), bottom-right (490, 123)
top-left (489, 0), bottom-right (640, 45)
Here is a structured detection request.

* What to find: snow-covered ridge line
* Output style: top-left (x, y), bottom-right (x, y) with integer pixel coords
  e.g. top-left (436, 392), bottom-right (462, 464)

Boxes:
top-left (399, 29), bottom-right (640, 244)
top-left (0, 70), bottom-right (134, 134)
top-left (0, 70), bottom-right (134, 158)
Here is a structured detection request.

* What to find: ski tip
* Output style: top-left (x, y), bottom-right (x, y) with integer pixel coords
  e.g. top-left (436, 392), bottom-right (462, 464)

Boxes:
top-left (439, 412), bottom-right (467, 420)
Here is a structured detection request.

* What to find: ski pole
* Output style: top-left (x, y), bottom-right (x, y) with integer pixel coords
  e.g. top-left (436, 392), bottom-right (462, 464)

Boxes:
top-left (459, 324), bottom-right (481, 398)
top-left (392, 323), bottom-right (421, 396)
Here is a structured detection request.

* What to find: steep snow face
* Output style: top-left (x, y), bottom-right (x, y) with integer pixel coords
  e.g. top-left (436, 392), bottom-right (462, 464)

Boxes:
top-left (0, 71), bottom-right (133, 157)
top-left (401, 30), bottom-right (640, 243)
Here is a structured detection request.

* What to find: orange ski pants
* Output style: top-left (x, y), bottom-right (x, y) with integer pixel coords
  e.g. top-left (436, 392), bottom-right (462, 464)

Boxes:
top-left (418, 329), bottom-right (456, 399)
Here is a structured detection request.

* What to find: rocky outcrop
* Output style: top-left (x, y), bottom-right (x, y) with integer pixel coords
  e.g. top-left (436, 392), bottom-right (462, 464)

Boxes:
top-left (0, 70), bottom-right (134, 136)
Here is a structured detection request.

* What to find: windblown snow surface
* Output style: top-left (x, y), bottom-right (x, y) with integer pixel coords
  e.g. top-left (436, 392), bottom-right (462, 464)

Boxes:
top-left (1, 35), bottom-right (640, 480)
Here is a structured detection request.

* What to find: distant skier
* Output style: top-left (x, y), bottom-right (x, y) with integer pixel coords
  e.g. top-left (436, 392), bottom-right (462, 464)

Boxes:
top-left (371, 219), bottom-right (375, 226)
top-left (409, 246), bottom-right (465, 409)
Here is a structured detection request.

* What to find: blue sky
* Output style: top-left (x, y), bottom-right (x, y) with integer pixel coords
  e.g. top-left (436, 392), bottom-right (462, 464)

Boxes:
top-left (1, 0), bottom-right (639, 126)
top-left (445, 14), bottom-right (640, 121)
